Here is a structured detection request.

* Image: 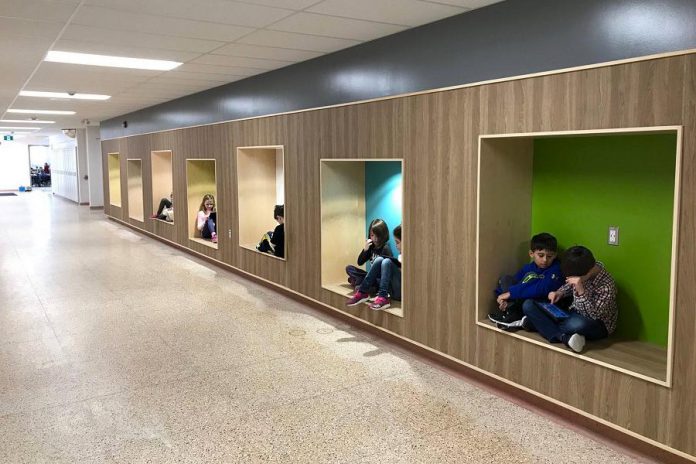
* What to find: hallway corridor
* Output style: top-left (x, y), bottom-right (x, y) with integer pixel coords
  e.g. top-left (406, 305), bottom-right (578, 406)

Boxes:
top-left (0, 191), bottom-right (647, 463)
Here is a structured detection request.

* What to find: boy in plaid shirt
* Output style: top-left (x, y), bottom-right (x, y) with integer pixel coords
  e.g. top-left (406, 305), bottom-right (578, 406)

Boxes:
top-left (518, 246), bottom-right (617, 353)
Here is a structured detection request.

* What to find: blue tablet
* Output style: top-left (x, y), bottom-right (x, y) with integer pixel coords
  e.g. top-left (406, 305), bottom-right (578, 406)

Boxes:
top-left (538, 302), bottom-right (569, 321)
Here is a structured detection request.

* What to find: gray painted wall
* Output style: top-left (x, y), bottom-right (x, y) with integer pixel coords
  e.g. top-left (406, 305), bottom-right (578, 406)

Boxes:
top-left (101, 0), bottom-right (696, 140)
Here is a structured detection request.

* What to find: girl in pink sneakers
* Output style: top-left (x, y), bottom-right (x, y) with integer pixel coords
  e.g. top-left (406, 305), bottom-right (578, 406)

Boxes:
top-left (345, 218), bottom-right (393, 289)
top-left (346, 225), bottom-right (401, 311)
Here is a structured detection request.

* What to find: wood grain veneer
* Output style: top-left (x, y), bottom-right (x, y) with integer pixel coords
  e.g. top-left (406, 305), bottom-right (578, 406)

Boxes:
top-left (151, 150), bottom-right (173, 217)
top-left (237, 146), bottom-right (284, 253)
top-left (126, 159), bottom-right (144, 222)
top-left (185, 159), bottom-right (217, 243)
top-left (102, 53), bottom-right (696, 461)
top-left (107, 153), bottom-right (121, 207)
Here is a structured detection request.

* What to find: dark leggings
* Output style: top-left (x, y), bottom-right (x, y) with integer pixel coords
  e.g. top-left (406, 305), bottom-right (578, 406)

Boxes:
top-left (346, 265), bottom-right (367, 287)
top-left (156, 198), bottom-right (172, 217)
top-left (201, 218), bottom-right (216, 239)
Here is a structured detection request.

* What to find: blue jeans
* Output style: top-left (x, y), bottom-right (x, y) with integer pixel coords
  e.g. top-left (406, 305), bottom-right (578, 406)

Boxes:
top-left (522, 299), bottom-right (608, 345)
top-left (201, 218), bottom-right (216, 238)
top-left (346, 265), bottom-right (367, 287)
top-left (358, 257), bottom-right (402, 300)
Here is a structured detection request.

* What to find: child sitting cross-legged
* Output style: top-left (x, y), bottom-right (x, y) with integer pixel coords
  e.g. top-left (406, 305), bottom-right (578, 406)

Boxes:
top-left (518, 245), bottom-right (618, 353)
top-left (345, 218), bottom-right (393, 289)
top-left (346, 225), bottom-right (401, 311)
top-left (489, 233), bottom-right (564, 328)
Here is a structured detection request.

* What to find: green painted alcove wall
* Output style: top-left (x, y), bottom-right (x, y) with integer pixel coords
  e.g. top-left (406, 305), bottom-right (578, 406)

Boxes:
top-left (531, 133), bottom-right (677, 346)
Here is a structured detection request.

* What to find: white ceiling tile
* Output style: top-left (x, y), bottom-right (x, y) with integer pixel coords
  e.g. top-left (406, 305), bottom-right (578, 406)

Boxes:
top-left (150, 73), bottom-right (230, 85)
top-left (0, 72), bottom-right (29, 90)
top-left (235, 0), bottom-right (325, 9)
top-left (1, 0), bottom-right (495, 123)
top-left (0, 37), bottom-right (52, 63)
top-left (308, 0), bottom-right (467, 27)
top-left (268, 12), bottom-right (407, 41)
top-left (0, 98), bottom-right (11, 112)
top-left (134, 79), bottom-right (220, 91)
top-left (176, 62), bottom-right (261, 78)
top-left (0, 0), bottom-right (79, 22)
top-left (84, 0), bottom-right (295, 27)
top-left (0, 38), bottom-right (52, 92)
top-left (238, 30), bottom-right (361, 53)
top-left (61, 24), bottom-right (225, 54)
top-left (189, 54), bottom-right (292, 71)
top-left (118, 90), bottom-right (194, 100)
top-left (423, 0), bottom-right (503, 8)
top-left (0, 89), bottom-right (17, 98)
top-left (108, 98), bottom-right (170, 106)
top-left (33, 61), bottom-right (161, 80)
top-left (71, 5), bottom-right (256, 43)
top-left (0, 16), bottom-right (65, 40)
top-left (4, 102), bottom-right (75, 113)
top-left (211, 43), bottom-right (323, 62)
top-left (52, 39), bottom-right (201, 62)
top-left (25, 62), bottom-right (158, 94)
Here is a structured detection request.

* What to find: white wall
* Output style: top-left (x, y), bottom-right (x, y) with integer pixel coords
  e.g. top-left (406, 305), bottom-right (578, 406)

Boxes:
top-left (76, 128), bottom-right (90, 204)
top-left (0, 136), bottom-right (49, 190)
top-left (50, 135), bottom-right (78, 202)
top-left (29, 145), bottom-right (50, 168)
top-left (85, 125), bottom-right (103, 207)
top-left (276, 150), bottom-right (284, 205)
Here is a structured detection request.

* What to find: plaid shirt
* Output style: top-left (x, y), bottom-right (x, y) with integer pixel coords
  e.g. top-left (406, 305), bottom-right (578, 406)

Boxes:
top-left (556, 262), bottom-right (618, 334)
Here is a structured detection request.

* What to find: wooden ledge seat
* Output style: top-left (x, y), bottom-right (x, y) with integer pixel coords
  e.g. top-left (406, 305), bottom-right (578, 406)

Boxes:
top-left (189, 237), bottom-right (218, 250)
top-left (324, 282), bottom-right (404, 318)
top-left (481, 319), bottom-right (667, 382)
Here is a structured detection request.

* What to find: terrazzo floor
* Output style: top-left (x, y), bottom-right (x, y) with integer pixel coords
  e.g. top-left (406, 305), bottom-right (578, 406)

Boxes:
top-left (0, 190), bottom-right (653, 463)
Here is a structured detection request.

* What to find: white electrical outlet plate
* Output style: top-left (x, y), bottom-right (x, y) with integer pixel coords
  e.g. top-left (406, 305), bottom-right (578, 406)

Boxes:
top-left (608, 226), bottom-right (619, 246)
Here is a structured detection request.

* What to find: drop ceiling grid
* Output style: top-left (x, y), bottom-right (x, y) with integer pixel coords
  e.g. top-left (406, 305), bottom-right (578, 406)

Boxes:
top-left (1, 0), bottom-right (502, 135)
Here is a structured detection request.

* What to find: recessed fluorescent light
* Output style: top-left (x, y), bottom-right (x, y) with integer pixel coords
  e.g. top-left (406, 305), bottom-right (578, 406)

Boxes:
top-left (8, 109), bottom-right (76, 115)
top-left (0, 119), bottom-right (54, 124)
top-left (46, 51), bottom-right (182, 71)
top-left (20, 90), bottom-right (110, 101)
top-left (0, 127), bottom-right (42, 130)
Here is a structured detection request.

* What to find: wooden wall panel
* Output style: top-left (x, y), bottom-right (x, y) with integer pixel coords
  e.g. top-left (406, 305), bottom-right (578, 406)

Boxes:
top-left (151, 150), bottom-right (173, 213)
top-left (148, 132), bottom-right (178, 243)
top-left (671, 53), bottom-right (696, 453)
top-left (126, 159), bottom-right (144, 222)
top-left (102, 53), bottom-right (696, 460)
top-left (123, 136), bottom-right (148, 229)
top-left (236, 148), bottom-right (281, 249)
top-left (185, 159), bottom-right (217, 239)
top-left (477, 138), bottom-right (534, 320)
top-left (107, 153), bottom-right (122, 208)
top-left (102, 139), bottom-right (122, 220)
top-left (320, 161), bottom-right (365, 286)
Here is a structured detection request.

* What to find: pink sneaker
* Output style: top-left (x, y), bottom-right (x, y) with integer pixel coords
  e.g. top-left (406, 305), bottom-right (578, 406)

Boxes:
top-left (211, 234), bottom-right (218, 244)
top-left (346, 291), bottom-right (370, 307)
top-left (369, 296), bottom-right (390, 310)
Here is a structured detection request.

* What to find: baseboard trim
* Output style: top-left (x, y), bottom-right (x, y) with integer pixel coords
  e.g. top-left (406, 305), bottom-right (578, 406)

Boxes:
top-left (106, 215), bottom-right (695, 464)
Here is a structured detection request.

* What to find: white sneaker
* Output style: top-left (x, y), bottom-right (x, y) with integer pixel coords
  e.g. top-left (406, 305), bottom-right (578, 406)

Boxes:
top-left (491, 315), bottom-right (526, 330)
top-left (567, 333), bottom-right (586, 353)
